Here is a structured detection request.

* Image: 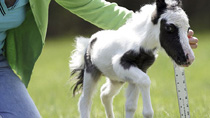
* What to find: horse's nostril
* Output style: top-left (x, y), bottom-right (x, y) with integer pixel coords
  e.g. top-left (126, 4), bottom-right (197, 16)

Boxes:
top-left (185, 54), bottom-right (189, 60)
top-left (185, 53), bottom-right (195, 66)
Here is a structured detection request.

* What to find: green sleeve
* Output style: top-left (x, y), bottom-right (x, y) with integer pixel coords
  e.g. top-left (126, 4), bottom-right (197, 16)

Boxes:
top-left (55, 0), bottom-right (134, 30)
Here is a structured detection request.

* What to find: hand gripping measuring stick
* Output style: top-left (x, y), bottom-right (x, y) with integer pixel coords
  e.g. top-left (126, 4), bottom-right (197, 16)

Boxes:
top-left (173, 62), bottom-right (190, 118)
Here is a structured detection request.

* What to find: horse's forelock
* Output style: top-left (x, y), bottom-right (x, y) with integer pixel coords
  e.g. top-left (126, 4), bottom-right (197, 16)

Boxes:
top-left (152, 0), bottom-right (183, 24)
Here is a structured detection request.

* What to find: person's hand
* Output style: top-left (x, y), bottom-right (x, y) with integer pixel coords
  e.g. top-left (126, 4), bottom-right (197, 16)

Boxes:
top-left (188, 29), bottom-right (198, 49)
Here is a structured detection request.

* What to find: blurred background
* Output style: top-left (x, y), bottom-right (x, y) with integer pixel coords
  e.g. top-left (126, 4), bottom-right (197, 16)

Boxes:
top-left (47, 0), bottom-right (210, 37)
top-left (28, 0), bottom-right (210, 118)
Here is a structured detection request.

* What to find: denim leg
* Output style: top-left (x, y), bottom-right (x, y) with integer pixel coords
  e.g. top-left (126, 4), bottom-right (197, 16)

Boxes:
top-left (0, 66), bottom-right (41, 118)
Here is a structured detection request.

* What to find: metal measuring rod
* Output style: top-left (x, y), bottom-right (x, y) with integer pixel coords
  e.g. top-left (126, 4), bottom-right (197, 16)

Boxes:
top-left (173, 63), bottom-right (190, 118)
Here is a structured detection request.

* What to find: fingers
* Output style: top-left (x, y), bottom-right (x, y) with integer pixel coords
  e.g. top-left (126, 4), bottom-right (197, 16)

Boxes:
top-left (190, 43), bottom-right (198, 49)
top-left (189, 37), bottom-right (198, 49)
top-left (189, 36), bottom-right (198, 44)
top-left (188, 29), bottom-right (194, 37)
top-left (188, 29), bottom-right (198, 49)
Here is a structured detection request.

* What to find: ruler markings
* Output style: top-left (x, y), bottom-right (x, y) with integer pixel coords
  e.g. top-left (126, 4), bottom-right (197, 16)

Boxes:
top-left (173, 62), bottom-right (190, 118)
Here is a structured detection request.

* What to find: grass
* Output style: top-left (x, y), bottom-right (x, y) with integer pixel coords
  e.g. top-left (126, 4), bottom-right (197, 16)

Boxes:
top-left (28, 32), bottom-right (210, 118)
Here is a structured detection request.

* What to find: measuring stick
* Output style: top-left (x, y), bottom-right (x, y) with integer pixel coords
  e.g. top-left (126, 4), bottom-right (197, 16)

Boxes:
top-left (173, 62), bottom-right (190, 118)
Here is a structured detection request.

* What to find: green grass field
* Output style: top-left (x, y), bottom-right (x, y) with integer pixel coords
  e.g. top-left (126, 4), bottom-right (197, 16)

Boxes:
top-left (28, 32), bottom-right (210, 118)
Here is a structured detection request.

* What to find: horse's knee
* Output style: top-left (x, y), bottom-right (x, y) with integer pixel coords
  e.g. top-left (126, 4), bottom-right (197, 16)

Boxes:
top-left (125, 103), bottom-right (137, 113)
top-left (101, 82), bottom-right (109, 93)
top-left (100, 91), bottom-right (111, 103)
top-left (78, 95), bottom-right (85, 110)
top-left (141, 78), bottom-right (151, 87)
top-left (136, 75), bottom-right (151, 88)
top-left (78, 94), bottom-right (91, 109)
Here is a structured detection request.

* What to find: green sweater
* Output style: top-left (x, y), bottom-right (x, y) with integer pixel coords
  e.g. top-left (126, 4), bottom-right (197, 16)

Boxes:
top-left (5, 0), bottom-right (133, 87)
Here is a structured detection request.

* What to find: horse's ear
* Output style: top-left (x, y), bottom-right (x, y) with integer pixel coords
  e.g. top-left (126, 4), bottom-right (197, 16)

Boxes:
top-left (175, 0), bottom-right (182, 7)
top-left (152, 0), bottom-right (167, 24)
top-left (156, 0), bottom-right (167, 11)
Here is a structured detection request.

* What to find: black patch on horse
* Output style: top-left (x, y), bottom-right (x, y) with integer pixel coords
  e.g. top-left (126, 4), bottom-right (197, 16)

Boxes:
top-left (159, 19), bottom-right (189, 65)
top-left (84, 38), bottom-right (101, 80)
top-left (71, 38), bottom-right (100, 96)
top-left (85, 38), bottom-right (99, 73)
top-left (120, 48), bottom-right (155, 73)
top-left (152, 0), bottom-right (167, 24)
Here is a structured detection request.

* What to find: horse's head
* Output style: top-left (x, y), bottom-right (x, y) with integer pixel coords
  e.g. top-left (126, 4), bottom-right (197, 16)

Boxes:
top-left (153, 0), bottom-right (195, 67)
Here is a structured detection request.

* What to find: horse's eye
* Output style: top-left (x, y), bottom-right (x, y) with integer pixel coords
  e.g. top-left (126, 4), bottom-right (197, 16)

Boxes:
top-left (165, 24), bottom-right (175, 33)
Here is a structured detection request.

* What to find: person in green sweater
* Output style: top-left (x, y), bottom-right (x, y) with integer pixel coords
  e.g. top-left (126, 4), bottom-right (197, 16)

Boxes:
top-left (0, 0), bottom-right (198, 117)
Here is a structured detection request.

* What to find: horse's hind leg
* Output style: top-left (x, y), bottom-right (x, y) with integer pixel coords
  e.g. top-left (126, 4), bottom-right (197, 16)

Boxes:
top-left (100, 78), bottom-right (124, 118)
top-left (78, 70), bottom-right (100, 118)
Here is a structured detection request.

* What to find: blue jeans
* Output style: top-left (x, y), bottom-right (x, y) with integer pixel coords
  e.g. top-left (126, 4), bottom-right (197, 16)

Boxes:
top-left (0, 55), bottom-right (40, 118)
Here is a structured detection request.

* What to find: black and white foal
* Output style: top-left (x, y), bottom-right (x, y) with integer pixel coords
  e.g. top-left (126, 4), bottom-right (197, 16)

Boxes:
top-left (70, 0), bottom-right (195, 118)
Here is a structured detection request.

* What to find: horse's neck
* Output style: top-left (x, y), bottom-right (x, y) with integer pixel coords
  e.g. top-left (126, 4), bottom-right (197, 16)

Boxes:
top-left (118, 6), bottom-right (160, 51)
top-left (140, 23), bottom-right (160, 50)
top-left (131, 17), bottom-right (160, 51)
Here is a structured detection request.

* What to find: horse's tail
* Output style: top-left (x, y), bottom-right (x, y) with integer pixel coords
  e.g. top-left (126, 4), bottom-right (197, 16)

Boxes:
top-left (70, 37), bottom-right (90, 96)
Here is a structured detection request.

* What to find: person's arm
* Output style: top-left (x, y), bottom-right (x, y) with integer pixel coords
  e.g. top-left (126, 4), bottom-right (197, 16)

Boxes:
top-left (55, 0), bottom-right (134, 30)
top-left (55, 0), bottom-right (198, 48)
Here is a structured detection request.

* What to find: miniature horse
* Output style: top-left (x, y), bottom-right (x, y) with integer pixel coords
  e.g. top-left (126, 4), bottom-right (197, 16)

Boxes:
top-left (70, 0), bottom-right (195, 118)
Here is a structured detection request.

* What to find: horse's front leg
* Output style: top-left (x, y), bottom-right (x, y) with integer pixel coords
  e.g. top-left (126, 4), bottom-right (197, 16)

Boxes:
top-left (125, 83), bottom-right (140, 118)
top-left (112, 55), bottom-right (154, 118)
top-left (140, 82), bottom-right (154, 118)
